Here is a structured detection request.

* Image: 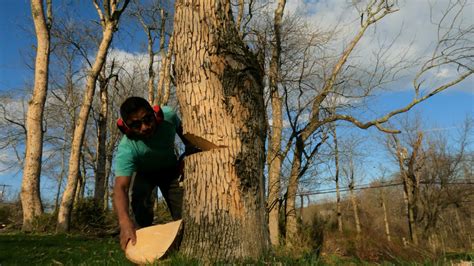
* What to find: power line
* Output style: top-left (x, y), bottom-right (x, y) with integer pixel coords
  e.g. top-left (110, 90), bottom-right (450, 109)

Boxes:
top-left (297, 181), bottom-right (474, 196)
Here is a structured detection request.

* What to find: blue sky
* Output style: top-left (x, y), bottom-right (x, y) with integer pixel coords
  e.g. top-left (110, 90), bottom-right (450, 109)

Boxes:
top-left (0, 0), bottom-right (473, 202)
top-left (0, 0), bottom-right (33, 91)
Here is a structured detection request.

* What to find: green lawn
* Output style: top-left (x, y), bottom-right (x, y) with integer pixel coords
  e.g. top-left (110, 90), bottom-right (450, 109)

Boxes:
top-left (0, 233), bottom-right (471, 265)
top-left (0, 233), bottom-right (131, 265)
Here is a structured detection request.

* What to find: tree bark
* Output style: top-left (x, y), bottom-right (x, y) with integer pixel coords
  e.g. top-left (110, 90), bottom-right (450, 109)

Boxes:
top-left (57, 24), bottom-right (114, 231)
top-left (21, 0), bottom-right (51, 231)
top-left (285, 137), bottom-right (303, 246)
top-left (331, 124), bottom-right (343, 233)
top-left (392, 133), bottom-right (422, 245)
top-left (173, 0), bottom-right (269, 261)
top-left (267, 0), bottom-right (286, 247)
top-left (94, 76), bottom-right (109, 210)
top-left (349, 182), bottom-right (361, 237)
top-left (156, 35), bottom-right (173, 106)
top-left (380, 188), bottom-right (391, 242)
top-left (57, 0), bottom-right (129, 232)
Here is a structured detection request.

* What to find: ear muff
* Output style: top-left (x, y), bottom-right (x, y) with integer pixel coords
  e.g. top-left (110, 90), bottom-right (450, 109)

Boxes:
top-left (117, 105), bottom-right (164, 135)
top-left (116, 118), bottom-right (131, 134)
top-left (152, 105), bottom-right (164, 124)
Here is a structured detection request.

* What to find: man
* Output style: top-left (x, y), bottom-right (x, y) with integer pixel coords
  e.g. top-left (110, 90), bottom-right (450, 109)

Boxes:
top-left (113, 96), bottom-right (191, 251)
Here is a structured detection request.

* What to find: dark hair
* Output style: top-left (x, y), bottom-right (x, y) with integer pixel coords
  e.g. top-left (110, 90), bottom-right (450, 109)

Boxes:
top-left (120, 97), bottom-right (152, 121)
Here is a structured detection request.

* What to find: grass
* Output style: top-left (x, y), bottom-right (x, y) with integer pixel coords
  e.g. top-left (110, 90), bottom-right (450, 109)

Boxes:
top-left (0, 232), bottom-right (471, 265)
top-left (0, 233), bottom-right (131, 265)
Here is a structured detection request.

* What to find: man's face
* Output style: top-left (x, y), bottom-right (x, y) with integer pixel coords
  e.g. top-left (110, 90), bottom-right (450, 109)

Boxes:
top-left (125, 107), bottom-right (157, 139)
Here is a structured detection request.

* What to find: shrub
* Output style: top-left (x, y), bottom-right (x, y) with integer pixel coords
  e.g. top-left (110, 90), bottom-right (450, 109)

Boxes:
top-left (30, 212), bottom-right (57, 232)
top-left (71, 198), bottom-right (112, 234)
top-left (0, 202), bottom-right (22, 230)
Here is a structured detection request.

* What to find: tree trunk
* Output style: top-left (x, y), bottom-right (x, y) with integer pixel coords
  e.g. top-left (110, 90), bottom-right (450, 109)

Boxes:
top-left (285, 137), bottom-right (303, 246)
top-left (173, 0), bottom-right (269, 261)
top-left (332, 124), bottom-right (343, 233)
top-left (349, 183), bottom-right (361, 237)
top-left (406, 177), bottom-right (418, 245)
top-left (153, 9), bottom-right (166, 104)
top-left (393, 135), bottom-right (420, 245)
top-left (57, 23), bottom-right (115, 232)
top-left (380, 189), bottom-right (391, 242)
top-left (146, 27), bottom-right (156, 104)
top-left (94, 78), bottom-right (108, 210)
top-left (267, 0), bottom-right (286, 247)
top-left (21, 0), bottom-right (51, 231)
top-left (156, 34), bottom-right (173, 106)
top-left (54, 140), bottom-right (67, 214)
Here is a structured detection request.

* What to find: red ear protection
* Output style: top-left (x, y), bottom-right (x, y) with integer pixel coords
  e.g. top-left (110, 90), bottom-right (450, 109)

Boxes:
top-left (117, 105), bottom-right (164, 135)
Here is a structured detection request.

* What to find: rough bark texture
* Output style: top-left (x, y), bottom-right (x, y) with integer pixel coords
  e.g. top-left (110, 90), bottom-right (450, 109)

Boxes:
top-left (173, 0), bottom-right (269, 261)
top-left (267, 0), bottom-right (286, 247)
top-left (21, 0), bottom-right (51, 231)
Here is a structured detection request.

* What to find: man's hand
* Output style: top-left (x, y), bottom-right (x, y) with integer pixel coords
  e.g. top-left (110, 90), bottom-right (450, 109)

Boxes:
top-left (113, 176), bottom-right (135, 251)
top-left (120, 221), bottom-right (137, 251)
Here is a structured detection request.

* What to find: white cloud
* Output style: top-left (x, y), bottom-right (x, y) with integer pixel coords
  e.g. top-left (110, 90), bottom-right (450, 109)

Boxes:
top-left (435, 68), bottom-right (453, 79)
top-left (284, 0), bottom-right (473, 93)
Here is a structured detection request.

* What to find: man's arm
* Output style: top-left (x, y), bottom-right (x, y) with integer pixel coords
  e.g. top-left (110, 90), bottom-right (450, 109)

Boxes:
top-left (113, 175), bottom-right (136, 250)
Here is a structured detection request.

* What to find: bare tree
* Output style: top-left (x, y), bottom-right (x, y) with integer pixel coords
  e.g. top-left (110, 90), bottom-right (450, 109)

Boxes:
top-left (266, 0), bottom-right (286, 246)
top-left (277, 0), bottom-right (473, 246)
top-left (329, 123), bottom-right (344, 233)
top-left (130, 0), bottom-right (172, 104)
top-left (390, 131), bottom-right (423, 245)
top-left (57, 0), bottom-right (130, 232)
top-left (417, 118), bottom-right (473, 249)
top-left (20, 0), bottom-right (52, 231)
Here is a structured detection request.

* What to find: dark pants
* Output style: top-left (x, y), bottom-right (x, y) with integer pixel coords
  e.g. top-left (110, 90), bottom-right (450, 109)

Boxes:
top-left (130, 167), bottom-right (183, 227)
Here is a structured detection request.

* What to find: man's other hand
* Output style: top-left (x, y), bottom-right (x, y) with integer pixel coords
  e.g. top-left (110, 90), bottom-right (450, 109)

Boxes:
top-left (120, 222), bottom-right (137, 251)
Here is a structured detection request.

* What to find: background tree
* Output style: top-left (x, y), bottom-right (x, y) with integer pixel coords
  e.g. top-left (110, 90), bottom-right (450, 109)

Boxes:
top-left (129, 0), bottom-right (172, 104)
top-left (390, 130), bottom-right (423, 245)
top-left (20, 0), bottom-right (52, 231)
top-left (266, 0), bottom-right (286, 246)
top-left (57, 0), bottom-right (130, 232)
top-left (273, 0), bottom-right (472, 246)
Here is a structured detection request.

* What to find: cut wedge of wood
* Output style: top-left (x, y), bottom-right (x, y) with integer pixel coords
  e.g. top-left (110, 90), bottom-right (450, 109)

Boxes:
top-left (125, 219), bottom-right (182, 264)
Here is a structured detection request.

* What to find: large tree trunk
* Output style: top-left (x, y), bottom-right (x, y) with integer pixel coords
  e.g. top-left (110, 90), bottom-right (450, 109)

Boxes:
top-left (267, 0), bottom-right (286, 247)
top-left (57, 23), bottom-right (116, 232)
top-left (173, 0), bottom-right (269, 261)
top-left (21, 0), bottom-right (51, 231)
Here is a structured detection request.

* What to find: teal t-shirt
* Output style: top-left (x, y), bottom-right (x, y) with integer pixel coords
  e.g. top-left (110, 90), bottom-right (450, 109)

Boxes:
top-left (114, 106), bottom-right (181, 177)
